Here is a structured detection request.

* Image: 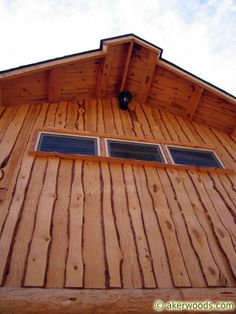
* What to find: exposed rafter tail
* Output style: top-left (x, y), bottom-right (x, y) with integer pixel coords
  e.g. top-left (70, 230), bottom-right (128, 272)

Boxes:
top-left (137, 51), bottom-right (160, 105)
top-left (120, 41), bottom-right (134, 92)
top-left (48, 68), bottom-right (61, 103)
top-left (187, 86), bottom-right (204, 120)
top-left (96, 45), bottom-right (115, 98)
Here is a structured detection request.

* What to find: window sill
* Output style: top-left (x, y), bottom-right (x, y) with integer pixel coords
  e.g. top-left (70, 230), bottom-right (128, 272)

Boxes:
top-left (28, 151), bottom-right (233, 174)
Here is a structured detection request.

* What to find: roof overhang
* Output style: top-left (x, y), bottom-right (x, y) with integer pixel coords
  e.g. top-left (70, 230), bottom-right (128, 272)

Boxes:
top-left (0, 34), bottom-right (235, 133)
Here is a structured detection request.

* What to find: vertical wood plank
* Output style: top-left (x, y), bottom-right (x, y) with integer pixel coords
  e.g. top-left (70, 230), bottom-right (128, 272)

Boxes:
top-left (179, 170), bottom-right (236, 286)
top-left (134, 103), bottom-right (153, 139)
top-left (0, 104), bottom-right (46, 233)
top-left (46, 159), bottom-right (72, 288)
top-left (55, 101), bottom-right (67, 129)
top-left (0, 104), bottom-right (30, 166)
top-left (222, 133), bottom-right (236, 153)
top-left (1, 96), bottom-right (236, 293)
top-left (166, 168), bottom-right (221, 286)
top-left (141, 104), bottom-right (164, 140)
top-left (97, 98), bottom-right (105, 133)
top-left (0, 106), bottom-right (18, 143)
top-left (188, 120), bottom-right (206, 144)
top-left (165, 113), bottom-right (189, 143)
top-left (120, 110), bottom-right (135, 137)
top-left (85, 98), bottom-right (97, 132)
top-left (101, 162), bottom-right (122, 288)
top-left (189, 170), bottom-right (236, 279)
top-left (76, 100), bottom-right (86, 131)
top-left (133, 165), bottom-right (173, 288)
top-left (24, 157), bottom-right (59, 287)
top-left (0, 148), bottom-right (34, 280)
top-left (123, 164), bottom-right (156, 288)
top-left (157, 169), bottom-right (206, 287)
top-left (210, 173), bottom-right (236, 216)
top-left (66, 100), bottom-right (79, 130)
top-left (175, 116), bottom-right (198, 144)
top-left (5, 158), bottom-right (47, 286)
top-left (0, 148), bottom-right (35, 284)
top-left (65, 160), bottom-right (84, 288)
top-left (44, 102), bottom-right (58, 128)
top-left (192, 122), bottom-right (236, 172)
top-left (83, 161), bottom-right (106, 288)
top-left (145, 167), bottom-right (191, 287)
top-left (110, 163), bottom-right (142, 288)
top-left (219, 174), bottom-right (236, 207)
top-left (128, 102), bottom-right (144, 137)
top-left (160, 111), bottom-right (179, 142)
top-left (211, 129), bottom-right (236, 163)
top-left (103, 98), bottom-right (117, 135)
top-left (0, 105), bottom-right (43, 284)
top-left (191, 121), bottom-right (211, 144)
top-left (199, 173), bottom-right (236, 248)
top-left (154, 109), bottom-right (172, 140)
top-left (110, 97), bottom-right (124, 135)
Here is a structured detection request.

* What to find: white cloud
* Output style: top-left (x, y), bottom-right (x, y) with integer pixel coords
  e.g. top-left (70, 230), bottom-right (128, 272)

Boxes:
top-left (0, 0), bottom-right (235, 96)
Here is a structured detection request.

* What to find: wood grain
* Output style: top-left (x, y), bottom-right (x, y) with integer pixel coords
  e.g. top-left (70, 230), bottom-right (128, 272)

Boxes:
top-left (0, 96), bottom-right (235, 291)
top-left (0, 287), bottom-right (235, 314)
top-left (24, 157), bottom-right (59, 287)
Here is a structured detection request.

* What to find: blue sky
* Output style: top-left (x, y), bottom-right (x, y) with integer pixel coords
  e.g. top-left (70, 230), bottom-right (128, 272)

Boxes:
top-left (0, 0), bottom-right (236, 96)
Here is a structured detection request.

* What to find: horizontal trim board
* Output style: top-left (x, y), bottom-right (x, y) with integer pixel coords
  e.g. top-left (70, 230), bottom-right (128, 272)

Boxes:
top-left (29, 128), bottom-right (232, 173)
top-left (0, 287), bottom-right (235, 314)
top-left (28, 150), bottom-right (233, 174)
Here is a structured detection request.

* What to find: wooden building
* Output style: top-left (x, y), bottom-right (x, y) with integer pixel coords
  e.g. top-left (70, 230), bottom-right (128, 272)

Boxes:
top-left (0, 34), bottom-right (236, 313)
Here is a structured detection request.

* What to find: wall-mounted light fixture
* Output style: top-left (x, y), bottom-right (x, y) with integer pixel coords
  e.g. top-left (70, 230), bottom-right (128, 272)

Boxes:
top-left (118, 91), bottom-right (132, 111)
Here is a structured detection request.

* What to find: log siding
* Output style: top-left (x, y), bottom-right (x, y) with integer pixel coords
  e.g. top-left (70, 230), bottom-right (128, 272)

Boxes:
top-left (0, 98), bottom-right (236, 289)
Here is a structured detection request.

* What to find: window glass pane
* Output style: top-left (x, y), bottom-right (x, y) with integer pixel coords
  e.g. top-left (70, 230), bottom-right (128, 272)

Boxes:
top-left (37, 133), bottom-right (98, 155)
top-left (168, 146), bottom-right (222, 168)
top-left (107, 140), bottom-right (165, 162)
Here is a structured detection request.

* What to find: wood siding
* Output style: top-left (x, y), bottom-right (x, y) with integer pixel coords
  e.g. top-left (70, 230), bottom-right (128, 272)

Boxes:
top-left (0, 98), bottom-right (236, 289)
top-left (1, 35), bottom-right (236, 134)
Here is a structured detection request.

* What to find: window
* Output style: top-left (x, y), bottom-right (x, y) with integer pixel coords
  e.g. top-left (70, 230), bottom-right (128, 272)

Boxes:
top-left (33, 130), bottom-right (227, 172)
top-left (166, 145), bottom-right (223, 168)
top-left (106, 139), bottom-right (165, 163)
top-left (36, 132), bottom-right (99, 156)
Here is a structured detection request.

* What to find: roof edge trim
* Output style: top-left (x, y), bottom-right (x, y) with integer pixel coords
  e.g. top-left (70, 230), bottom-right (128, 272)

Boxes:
top-left (0, 34), bottom-right (163, 77)
top-left (0, 33), bottom-right (235, 100)
top-left (159, 59), bottom-right (236, 101)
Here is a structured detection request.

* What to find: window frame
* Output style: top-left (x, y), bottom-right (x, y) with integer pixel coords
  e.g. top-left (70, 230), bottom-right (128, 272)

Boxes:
top-left (29, 129), bottom-right (232, 174)
top-left (165, 144), bottom-right (225, 168)
top-left (105, 138), bottom-right (167, 163)
top-left (35, 131), bottom-right (101, 156)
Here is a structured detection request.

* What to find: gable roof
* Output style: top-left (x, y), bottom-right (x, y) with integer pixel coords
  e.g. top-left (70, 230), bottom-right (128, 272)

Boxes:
top-left (0, 34), bottom-right (235, 134)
